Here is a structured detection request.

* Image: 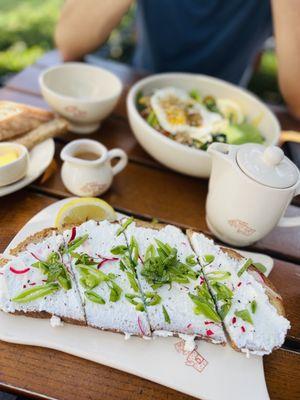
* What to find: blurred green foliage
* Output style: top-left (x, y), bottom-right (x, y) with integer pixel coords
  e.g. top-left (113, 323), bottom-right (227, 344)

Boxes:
top-left (248, 50), bottom-right (283, 104)
top-left (0, 0), bottom-right (63, 76)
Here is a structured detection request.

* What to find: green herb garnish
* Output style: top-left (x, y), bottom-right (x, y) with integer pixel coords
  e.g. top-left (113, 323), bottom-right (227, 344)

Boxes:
top-left (146, 110), bottom-right (159, 127)
top-left (76, 263), bottom-right (122, 302)
top-left (209, 281), bottom-right (233, 320)
top-left (65, 234), bottom-right (89, 254)
top-left (185, 254), bottom-right (198, 266)
top-left (85, 290), bottom-right (105, 304)
top-left (202, 254), bottom-right (215, 265)
top-left (251, 300), bottom-right (257, 314)
top-left (108, 281), bottom-right (122, 302)
top-left (237, 258), bottom-right (253, 277)
top-left (33, 251), bottom-right (72, 290)
top-left (188, 283), bottom-right (221, 322)
top-left (141, 240), bottom-right (198, 289)
top-left (235, 309), bottom-right (253, 324)
top-left (12, 283), bottom-right (60, 303)
top-left (162, 305), bottom-right (171, 324)
top-left (207, 270), bottom-right (231, 283)
top-left (253, 262), bottom-right (267, 274)
top-left (189, 89), bottom-right (201, 102)
top-left (126, 271), bottom-right (139, 292)
top-left (116, 217), bottom-right (134, 237)
top-left (144, 291), bottom-right (161, 306)
top-left (125, 293), bottom-right (145, 311)
top-left (110, 245), bottom-right (128, 255)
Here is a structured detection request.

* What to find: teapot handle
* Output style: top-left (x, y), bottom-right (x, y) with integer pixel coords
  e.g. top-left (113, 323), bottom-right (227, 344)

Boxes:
top-left (277, 183), bottom-right (300, 227)
top-left (107, 148), bottom-right (128, 176)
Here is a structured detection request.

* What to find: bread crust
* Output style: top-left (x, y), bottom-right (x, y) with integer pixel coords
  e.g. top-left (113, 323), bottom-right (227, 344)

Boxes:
top-left (0, 101), bottom-right (54, 140)
top-left (1, 221), bottom-right (287, 344)
top-left (9, 227), bottom-right (59, 256)
top-left (186, 229), bottom-right (288, 352)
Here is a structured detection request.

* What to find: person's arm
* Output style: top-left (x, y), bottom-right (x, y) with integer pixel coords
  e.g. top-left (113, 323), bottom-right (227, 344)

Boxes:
top-left (55, 0), bottom-right (133, 61)
top-left (272, 0), bottom-right (300, 118)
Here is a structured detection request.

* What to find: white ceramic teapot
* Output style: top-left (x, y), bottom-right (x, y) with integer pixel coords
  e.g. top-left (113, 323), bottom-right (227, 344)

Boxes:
top-left (206, 142), bottom-right (300, 246)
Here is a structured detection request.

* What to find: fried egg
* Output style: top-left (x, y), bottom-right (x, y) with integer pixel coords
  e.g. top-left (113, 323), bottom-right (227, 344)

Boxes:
top-left (150, 87), bottom-right (226, 141)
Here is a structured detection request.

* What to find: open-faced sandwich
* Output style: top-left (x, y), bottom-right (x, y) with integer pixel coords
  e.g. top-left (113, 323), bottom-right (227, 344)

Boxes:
top-left (0, 217), bottom-right (290, 355)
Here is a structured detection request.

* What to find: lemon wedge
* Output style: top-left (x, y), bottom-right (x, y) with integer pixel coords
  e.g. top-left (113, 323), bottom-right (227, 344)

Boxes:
top-left (216, 98), bottom-right (244, 124)
top-left (55, 197), bottom-right (117, 228)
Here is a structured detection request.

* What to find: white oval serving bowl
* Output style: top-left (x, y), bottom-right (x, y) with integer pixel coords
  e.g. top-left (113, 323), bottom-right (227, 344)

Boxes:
top-left (39, 62), bottom-right (123, 134)
top-left (0, 143), bottom-right (29, 187)
top-left (127, 73), bottom-right (281, 178)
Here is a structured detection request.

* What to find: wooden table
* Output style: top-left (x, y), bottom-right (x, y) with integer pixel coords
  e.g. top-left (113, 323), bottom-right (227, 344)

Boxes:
top-left (0, 50), bottom-right (299, 400)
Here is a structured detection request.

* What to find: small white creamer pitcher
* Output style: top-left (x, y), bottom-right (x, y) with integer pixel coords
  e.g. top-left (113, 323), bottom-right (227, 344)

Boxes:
top-left (206, 142), bottom-right (300, 246)
top-left (60, 139), bottom-right (128, 197)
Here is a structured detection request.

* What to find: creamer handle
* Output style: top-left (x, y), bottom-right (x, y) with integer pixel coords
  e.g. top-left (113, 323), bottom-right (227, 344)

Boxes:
top-left (278, 183), bottom-right (300, 227)
top-left (107, 148), bottom-right (128, 176)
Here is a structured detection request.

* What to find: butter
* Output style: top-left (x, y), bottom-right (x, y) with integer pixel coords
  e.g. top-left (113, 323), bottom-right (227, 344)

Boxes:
top-left (0, 149), bottom-right (19, 167)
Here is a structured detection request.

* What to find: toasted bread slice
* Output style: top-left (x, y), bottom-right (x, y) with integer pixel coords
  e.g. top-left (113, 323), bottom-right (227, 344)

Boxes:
top-left (14, 118), bottom-right (68, 150)
top-left (62, 220), bottom-right (151, 336)
top-left (0, 101), bottom-right (54, 141)
top-left (123, 218), bottom-right (226, 345)
top-left (0, 228), bottom-right (86, 325)
top-left (187, 230), bottom-right (290, 355)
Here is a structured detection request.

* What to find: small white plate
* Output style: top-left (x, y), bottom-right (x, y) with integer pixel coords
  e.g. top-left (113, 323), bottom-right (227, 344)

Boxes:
top-left (0, 199), bottom-right (272, 400)
top-left (0, 138), bottom-right (55, 197)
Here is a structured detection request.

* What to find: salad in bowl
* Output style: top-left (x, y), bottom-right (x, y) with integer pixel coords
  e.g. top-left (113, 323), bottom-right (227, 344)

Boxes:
top-left (137, 87), bottom-right (265, 151)
top-left (127, 73), bottom-right (280, 178)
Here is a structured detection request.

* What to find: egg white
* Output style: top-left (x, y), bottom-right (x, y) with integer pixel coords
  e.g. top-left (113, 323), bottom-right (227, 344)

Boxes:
top-left (150, 87), bottom-right (226, 142)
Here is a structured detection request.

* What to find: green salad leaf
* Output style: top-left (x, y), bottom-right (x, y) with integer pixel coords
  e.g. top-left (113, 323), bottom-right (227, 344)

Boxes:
top-left (223, 123), bottom-right (264, 145)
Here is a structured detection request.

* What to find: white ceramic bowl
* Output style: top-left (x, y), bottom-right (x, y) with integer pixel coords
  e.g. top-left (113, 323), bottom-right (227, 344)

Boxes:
top-left (0, 143), bottom-right (29, 187)
top-left (127, 73), bottom-right (281, 178)
top-left (39, 62), bottom-right (123, 134)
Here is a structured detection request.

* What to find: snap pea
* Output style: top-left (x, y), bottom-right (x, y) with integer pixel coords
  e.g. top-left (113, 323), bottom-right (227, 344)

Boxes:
top-left (237, 259), bottom-right (253, 277)
top-left (235, 309), bottom-right (253, 324)
top-left (85, 290), bottom-right (105, 304)
top-left (65, 234), bottom-right (89, 254)
top-left (12, 283), bottom-right (59, 303)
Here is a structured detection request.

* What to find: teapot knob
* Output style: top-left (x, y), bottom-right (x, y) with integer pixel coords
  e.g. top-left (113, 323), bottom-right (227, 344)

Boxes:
top-left (262, 146), bottom-right (284, 167)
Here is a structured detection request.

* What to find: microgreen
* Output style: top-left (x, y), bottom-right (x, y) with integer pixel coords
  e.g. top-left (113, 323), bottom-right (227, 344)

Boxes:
top-left (253, 262), bottom-right (267, 274)
top-left (85, 290), bottom-right (106, 304)
top-left (32, 251), bottom-right (72, 290)
top-left (116, 217), bottom-right (134, 237)
top-left (65, 234), bottom-right (89, 254)
top-left (251, 300), bottom-right (257, 314)
top-left (162, 305), bottom-right (171, 324)
top-left (188, 283), bottom-right (221, 323)
top-left (235, 309), bottom-right (253, 325)
top-left (237, 259), bottom-right (253, 277)
top-left (141, 240), bottom-right (198, 289)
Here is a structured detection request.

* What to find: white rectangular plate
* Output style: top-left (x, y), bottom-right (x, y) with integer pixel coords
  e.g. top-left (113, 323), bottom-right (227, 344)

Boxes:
top-left (0, 199), bottom-right (272, 400)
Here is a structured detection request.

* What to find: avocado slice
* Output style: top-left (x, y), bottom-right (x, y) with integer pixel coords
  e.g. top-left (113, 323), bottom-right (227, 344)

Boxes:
top-left (223, 123), bottom-right (264, 145)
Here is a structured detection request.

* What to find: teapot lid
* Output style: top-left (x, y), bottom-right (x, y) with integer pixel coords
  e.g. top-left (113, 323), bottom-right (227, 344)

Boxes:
top-left (236, 144), bottom-right (299, 189)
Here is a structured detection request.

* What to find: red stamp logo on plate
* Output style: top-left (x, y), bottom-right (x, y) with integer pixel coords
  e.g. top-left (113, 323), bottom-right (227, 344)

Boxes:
top-left (175, 340), bottom-right (208, 373)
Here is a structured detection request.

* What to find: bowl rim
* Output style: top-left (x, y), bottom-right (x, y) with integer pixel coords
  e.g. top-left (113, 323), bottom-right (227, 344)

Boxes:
top-left (0, 142), bottom-right (28, 171)
top-left (39, 62), bottom-right (123, 104)
top-left (127, 72), bottom-right (281, 157)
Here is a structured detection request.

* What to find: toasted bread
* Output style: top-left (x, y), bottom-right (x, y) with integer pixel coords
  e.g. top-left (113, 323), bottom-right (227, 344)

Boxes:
top-left (0, 228), bottom-right (86, 325)
top-left (187, 229), bottom-right (290, 355)
top-left (124, 218), bottom-right (226, 344)
top-left (0, 101), bottom-right (53, 140)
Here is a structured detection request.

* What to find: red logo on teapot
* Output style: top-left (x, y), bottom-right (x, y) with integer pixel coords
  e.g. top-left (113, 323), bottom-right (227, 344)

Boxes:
top-left (228, 219), bottom-right (256, 236)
